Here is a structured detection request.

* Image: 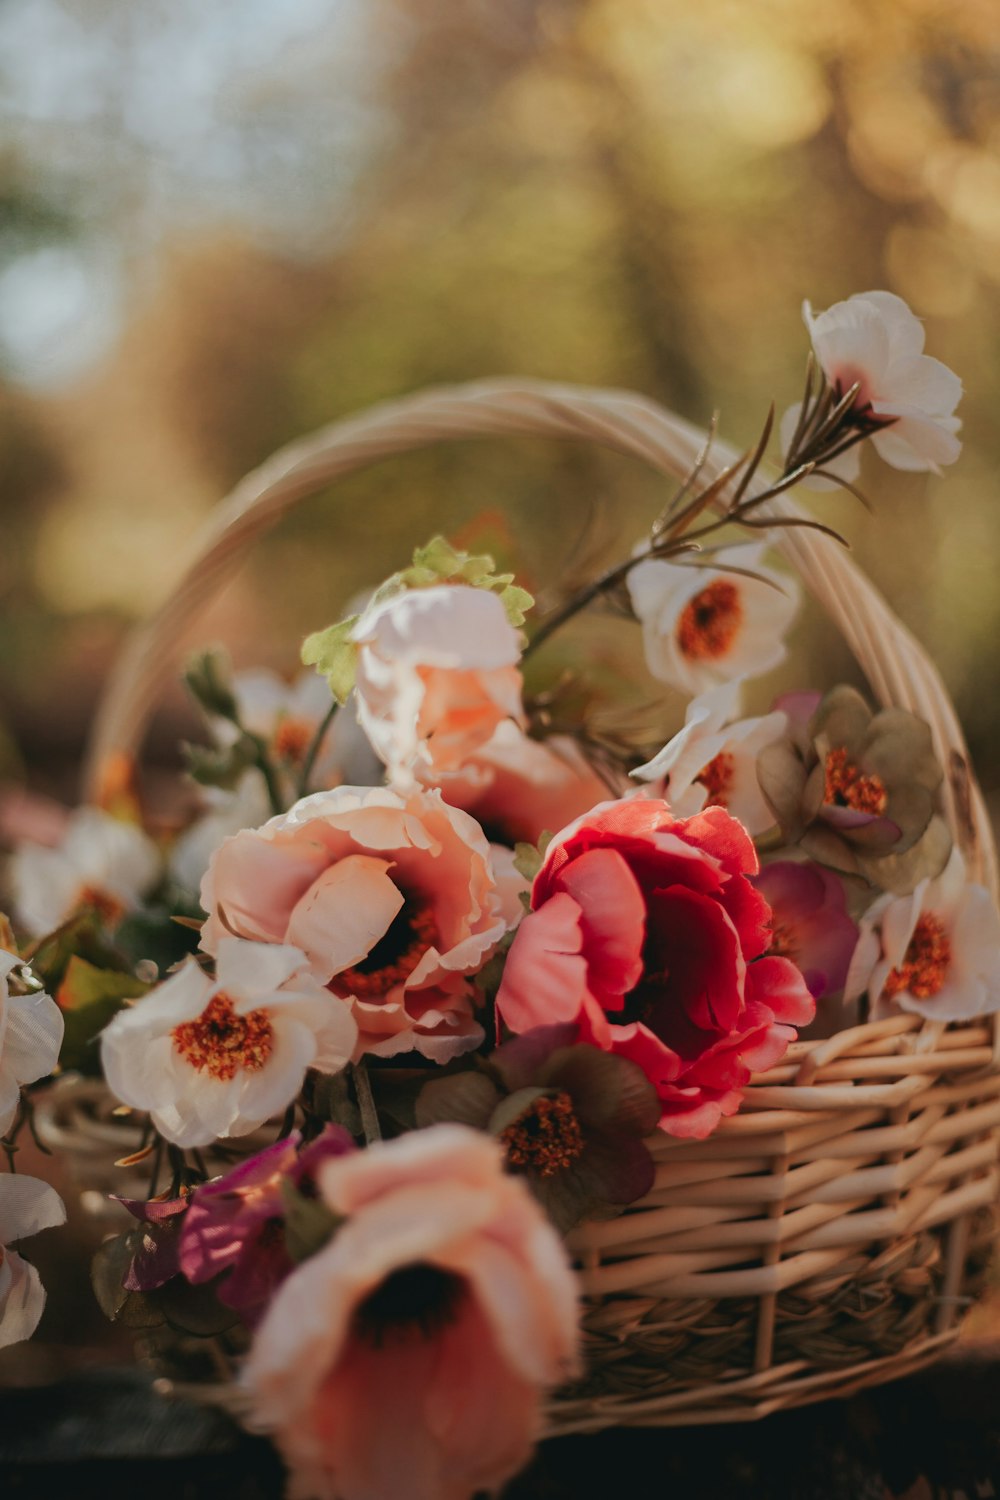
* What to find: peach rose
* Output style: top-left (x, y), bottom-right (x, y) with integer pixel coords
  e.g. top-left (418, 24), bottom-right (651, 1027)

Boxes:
top-left (242, 1124), bottom-right (580, 1500)
top-left (351, 584), bottom-right (525, 783)
top-left (200, 786), bottom-right (507, 1062)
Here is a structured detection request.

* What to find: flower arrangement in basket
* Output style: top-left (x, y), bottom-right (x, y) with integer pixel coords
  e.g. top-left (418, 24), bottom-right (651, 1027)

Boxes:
top-left (3, 290), bottom-right (999, 1500)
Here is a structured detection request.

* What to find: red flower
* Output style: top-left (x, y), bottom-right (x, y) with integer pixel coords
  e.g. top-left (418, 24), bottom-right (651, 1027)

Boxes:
top-left (495, 798), bottom-right (814, 1139)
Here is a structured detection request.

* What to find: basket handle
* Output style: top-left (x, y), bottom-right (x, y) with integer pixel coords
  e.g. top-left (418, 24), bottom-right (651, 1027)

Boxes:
top-left (82, 377), bottom-right (998, 899)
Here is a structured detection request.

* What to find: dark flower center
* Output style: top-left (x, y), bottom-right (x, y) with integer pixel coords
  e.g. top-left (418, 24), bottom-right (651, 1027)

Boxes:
top-left (884, 914), bottom-right (951, 1000)
top-left (338, 903), bottom-right (438, 999)
top-left (823, 747), bottom-right (888, 816)
top-left (500, 1092), bottom-right (585, 1178)
top-left (677, 581), bottom-right (742, 662)
top-left (352, 1263), bottom-right (464, 1347)
top-left (172, 992), bottom-right (274, 1080)
top-left (696, 751), bottom-right (735, 806)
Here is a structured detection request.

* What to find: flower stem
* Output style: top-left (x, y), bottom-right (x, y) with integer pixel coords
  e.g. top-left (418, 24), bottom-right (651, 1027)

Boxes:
top-left (296, 700), bottom-right (339, 800)
top-left (351, 1061), bottom-right (382, 1145)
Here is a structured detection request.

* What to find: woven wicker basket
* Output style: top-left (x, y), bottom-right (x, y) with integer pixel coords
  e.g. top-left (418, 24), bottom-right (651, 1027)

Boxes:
top-left (71, 379), bottom-right (999, 1432)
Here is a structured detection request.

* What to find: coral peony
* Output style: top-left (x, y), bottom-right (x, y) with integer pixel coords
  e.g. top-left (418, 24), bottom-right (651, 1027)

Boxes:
top-left (242, 1124), bottom-right (579, 1500)
top-left (200, 786), bottom-right (507, 1062)
top-left (496, 798), bottom-right (814, 1138)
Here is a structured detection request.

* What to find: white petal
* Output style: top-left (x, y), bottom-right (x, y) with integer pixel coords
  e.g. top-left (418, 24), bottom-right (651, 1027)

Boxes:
top-left (215, 937), bottom-right (311, 1002)
top-left (3, 990), bottom-right (64, 1087)
top-left (0, 1173), bottom-right (66, 1243)
top-left (0, 1250), bottom-right (46, 1349)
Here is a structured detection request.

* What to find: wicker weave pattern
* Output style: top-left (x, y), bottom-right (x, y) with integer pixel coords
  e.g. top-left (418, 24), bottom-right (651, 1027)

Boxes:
top-left (72, 379), bottom-right (1000, 1428)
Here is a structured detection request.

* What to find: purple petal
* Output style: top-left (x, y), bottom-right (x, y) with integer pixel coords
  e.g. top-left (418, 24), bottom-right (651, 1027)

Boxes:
top-left (113, 1193), bottom-right (188, 1224)
top-left (494, 1023), bottom-right (581, 1091)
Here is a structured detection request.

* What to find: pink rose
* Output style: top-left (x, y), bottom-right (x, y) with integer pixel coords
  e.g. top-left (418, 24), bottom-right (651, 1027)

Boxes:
top-left (200, 786), bottom-right (507, 1063)
top-left (496, 798), bottom-right (815, 1138)
top-left (242, 1124), bottom-right (580, 1500)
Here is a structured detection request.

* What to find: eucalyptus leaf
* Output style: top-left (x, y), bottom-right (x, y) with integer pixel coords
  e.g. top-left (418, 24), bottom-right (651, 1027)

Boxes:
top-left (280, 1178), bottom-right (341, 1264)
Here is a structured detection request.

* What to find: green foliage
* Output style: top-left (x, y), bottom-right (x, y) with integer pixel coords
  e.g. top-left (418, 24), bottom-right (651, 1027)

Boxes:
top-left (56, 956), bottom-right (150, 1074)
top-left (300, 615), bottom-right (360, 704)
top-left (184, 648), bottom-right (239, 722)
top-left (396, 535), bottom-right (534, 626)
top-left (182, 734), bottom-right (259, 791)
top-left (280, 1177), bottom-right (341, 1264)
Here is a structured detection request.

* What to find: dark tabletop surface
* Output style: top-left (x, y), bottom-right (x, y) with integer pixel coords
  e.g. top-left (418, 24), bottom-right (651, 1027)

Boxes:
top-left (3, 1347), bottom-right (1000, 1500)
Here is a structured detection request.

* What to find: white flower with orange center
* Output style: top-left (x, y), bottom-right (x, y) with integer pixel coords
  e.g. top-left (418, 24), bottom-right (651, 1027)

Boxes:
top-left (9, 806), bottom-right (160, 937)
top-left (100, 938), bottom-right (358, 1148)
top-left (0, 949), bottom-right (64, 1135)
top-left (0, 1173), bottom-right (65, 1350)
top-left (351, 584), bottom-right (526, 786)
top-left (199, 785), bottom-right (507, 1064)
top-left (627, 543), bottom-right (800, 697)
top-left (845, 848), bottom-right (1000, 1021)
top-left (632, 681), bottom-right (787, 835)
top-left (803, 290), bottom-right (962, 473)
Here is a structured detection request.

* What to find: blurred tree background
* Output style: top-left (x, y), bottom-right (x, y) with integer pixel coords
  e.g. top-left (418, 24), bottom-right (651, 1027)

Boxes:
top-left (1, 0), bottom-right (999, 816)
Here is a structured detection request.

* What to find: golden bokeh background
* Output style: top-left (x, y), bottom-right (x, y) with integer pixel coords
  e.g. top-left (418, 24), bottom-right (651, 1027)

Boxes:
top-left (1, 0), bottom-right (999, 813)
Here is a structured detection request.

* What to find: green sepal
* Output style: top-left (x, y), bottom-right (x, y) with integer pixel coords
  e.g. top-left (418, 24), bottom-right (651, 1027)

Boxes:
top-left (301, 616), bottom-right (360, 704)
top-left (184, 648), bottom-right (238, 723)
top-left (182, 734), bottom-right (259, 791)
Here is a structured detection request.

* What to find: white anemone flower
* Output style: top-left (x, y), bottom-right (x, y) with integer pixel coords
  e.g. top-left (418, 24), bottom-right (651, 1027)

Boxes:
top-left (9, 806), bottom-right (160, 937)
top-left (632, 681), bottom-right (787, 836)
top-left (169, 769), bottom-right (273, 897)
top-left (803, 290), bottom-right (962, 473)
top-left (845, 848), bottom-right (1000, 1021)
top-left (100, 937), bottom-right (358, 1148)
top-left (627, 544), bottom-right (800, 697)
top-left (0, 1173), bottom-right (66, 1350)
top-left (0, 949), bottom-right (64, 1135)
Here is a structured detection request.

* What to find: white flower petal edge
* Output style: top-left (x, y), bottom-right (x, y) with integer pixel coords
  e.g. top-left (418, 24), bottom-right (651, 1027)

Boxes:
top-left (632, 682), bottom-right (787, 836)
top-left (803, 290), bottom-right (962, 474)
top-left (0, 949), bottom-right (64, 1136)
top-left (100, 937), bottom-right (358, 1148)
top-left (627, 543), bottom-right (800, 697)
top-left (845, 848), bottom-right (1000, 1021)
top-left (0, 1173), bottom-right (66, 1350)
top-left (9, 806), bottom-right (161, 936)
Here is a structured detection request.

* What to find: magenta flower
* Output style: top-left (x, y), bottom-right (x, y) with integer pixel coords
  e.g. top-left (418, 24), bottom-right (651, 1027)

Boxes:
top-left (753, 861), bottom-right (858, 1000)
top-left (179, 1125), bottom-right (354, 1319)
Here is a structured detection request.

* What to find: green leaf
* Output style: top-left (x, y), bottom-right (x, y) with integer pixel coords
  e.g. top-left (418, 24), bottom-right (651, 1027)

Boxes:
top-left (26, 912), bottom-right (121, 993)
top-left (301, 616), bottom-right (360, 704)
top-left (184, 648), bottom-right (238, 722)
top-left (512, 841), bottom-right (542, 883)
top-left (56, 956), bottom-right (151, 1074)
top-left (92, 1231), bottom-right (165, 1328)
top-left (155, 1275), bottom-right (242, 1337)
top-left (279, 1178), bottom-right (341, 1264)
top-left (414, 1070), bottom-right (500, 1130)
top-left (182, 734), bottom-right (258, 791)
top-left (398, 535), bottom-right (534, 625)
top-left (309, 1070), bottom-right (361, 1135)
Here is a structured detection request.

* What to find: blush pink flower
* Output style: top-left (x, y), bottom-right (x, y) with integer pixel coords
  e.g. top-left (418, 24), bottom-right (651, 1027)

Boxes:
top-left (242, 1124), bottom-right (580, 1500)
top-left (200, 786), bottom-right (507, 1063)
top-left (496, 798), bottom-right (815, 1138)
top-left (351, 584), bottom-right (525, 784)
top-left (432, 719), bottom-right (612, 847)
top-left (803, 290), bottom-right (962, 473)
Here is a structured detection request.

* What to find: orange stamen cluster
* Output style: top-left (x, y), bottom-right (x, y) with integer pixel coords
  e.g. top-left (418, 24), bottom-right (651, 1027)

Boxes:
top-left (823, 747), bottom-right (888, 816)
top-left (883, 914), bottom-right (952, 1001)
top-left (172, 991), bottom-right (274, 1081)
top-left (78, 884), bottom-right (125, 927)
top-left (696, 751), bottom-right (735, 807)
top-left (273, 717), bottom-right (314, 765)
top-left (677, 581), bottom-right (742, 662)
top-left (338, 905), bottom-right (438, 1000)
top-left (500, 1092), bottom-right (585, 1178)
